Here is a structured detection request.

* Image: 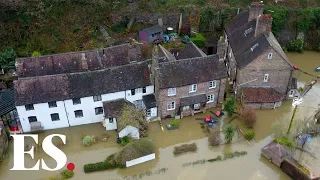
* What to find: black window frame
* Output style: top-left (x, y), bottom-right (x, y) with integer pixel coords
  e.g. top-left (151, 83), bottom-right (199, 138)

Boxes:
top-left (28, 116), bottom-right (37, 123)
top-left (72, 98), bottom-right (81, 105)
top-left (95, 107), bottom-right (103, 115)
top-left (25, 104), bottom-right (34, 111)
top-left (48, 101), bottom-right (57, 108)
top-left (74, 110), bottom-right (83, 118)
top-left (93, 95), bottom-right (102, 102)
top-left (50, 113), bottom-right (60, 121)
top-left (142, 87), bottom-right (146, 93)
top-left (131, 89), bottom-right (135, 96)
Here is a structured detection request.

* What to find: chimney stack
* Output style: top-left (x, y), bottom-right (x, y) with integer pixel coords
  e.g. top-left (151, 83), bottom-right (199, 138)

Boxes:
top-left (81, 53), bottom-right (88, 70)
top-left (248, 2), bottom-right (264, 22)
top-left (255, 14), bottom-right (272, 37)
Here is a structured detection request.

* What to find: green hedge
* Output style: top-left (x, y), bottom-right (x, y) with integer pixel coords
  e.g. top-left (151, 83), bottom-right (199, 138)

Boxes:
top-left (286, 39), bottom-right (304, 52)
top-left (190, 34), bottom-right (206, 48)
top-left (83, 161), bottom-right (118, 173)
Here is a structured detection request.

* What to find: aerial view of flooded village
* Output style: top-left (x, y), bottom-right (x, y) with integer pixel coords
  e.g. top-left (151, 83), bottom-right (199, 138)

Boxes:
top-left (0, 1), bottom-right (320, 180)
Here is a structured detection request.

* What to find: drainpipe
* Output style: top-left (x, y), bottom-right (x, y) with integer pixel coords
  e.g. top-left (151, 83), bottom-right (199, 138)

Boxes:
top-left (63, 101), bottom-right (71, 127)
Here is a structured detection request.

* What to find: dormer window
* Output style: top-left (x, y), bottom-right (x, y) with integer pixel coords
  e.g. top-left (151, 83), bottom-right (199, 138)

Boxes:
top-left (244, 27), bottom-right (253, 36)
top-left (268, 53), bottom-right (273, 60)
top-left (251, 43), bottom-right (259, 51)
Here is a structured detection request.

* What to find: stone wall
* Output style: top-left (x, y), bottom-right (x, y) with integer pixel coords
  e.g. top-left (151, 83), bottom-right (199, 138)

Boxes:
top-left (244, 101), bottom-right (282, 109)
top-left (0, 121), bottom-right (8, 163)
top-left (157, 79), bottom-right (225, 118)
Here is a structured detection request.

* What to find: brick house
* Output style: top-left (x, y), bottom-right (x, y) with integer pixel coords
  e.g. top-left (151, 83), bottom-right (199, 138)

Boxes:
top-left (220, 2), bottom-right (293, 109)
top-left (153, 43), bottom-right (227, 118)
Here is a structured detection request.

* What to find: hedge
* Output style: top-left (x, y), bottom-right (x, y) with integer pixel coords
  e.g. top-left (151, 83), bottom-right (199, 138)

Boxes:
top-left (83, 161), bottom-right (118, 173)
top-left (173, 143), bottom-right (197, 155)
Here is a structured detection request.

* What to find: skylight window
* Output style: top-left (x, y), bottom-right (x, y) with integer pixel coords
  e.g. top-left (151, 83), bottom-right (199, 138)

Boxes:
top-left (244, 27), bottom-right (253, 36)
top-left (251, 43), bottom-right (259, 51)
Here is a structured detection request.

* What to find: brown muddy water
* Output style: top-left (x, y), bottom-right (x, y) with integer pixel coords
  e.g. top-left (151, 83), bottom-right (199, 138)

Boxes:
top-left (0, 51), bottom-right (319, 180)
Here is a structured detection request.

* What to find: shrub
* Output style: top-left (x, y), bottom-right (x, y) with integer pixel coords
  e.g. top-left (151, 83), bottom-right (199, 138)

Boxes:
top-left (223, 151), bottom-right (247, 160)
top-left (274, 137), bottom-right (293, 148)
top-left (171, 119), bottom-right (180, 128)
top-left (83, 161), bottom-right (118, 173)
top-left (190, 33), bottom-right (206, 48)
top-left (286, 39), bottom-right (304, 52)
top-left (208, 132), bottom-right (221, 146)
top-left (82, 136), bottom-right (93, 146)
top-left (61, 169), bottom-right (74, 179)
top-left (207, 155), bottom-right (222, 162)
top-left (173, 143), bottom-right (197, 155)
top-left (5, 128), bottom-right (10, 137)
top-left (32, 51), bottom-right (41, 57)
top-left (114, 139), bottom-right (155, 166)
top-left (120, 136), bottom-right (130, 146)
top-left (239, 108), bottom-right (257, 128)
top-left (224, 96), bottom-right (235, 117)
top-left (245, 131), bottom-right (255, 141)
top-left (224, 124), bottom-right (235, 143)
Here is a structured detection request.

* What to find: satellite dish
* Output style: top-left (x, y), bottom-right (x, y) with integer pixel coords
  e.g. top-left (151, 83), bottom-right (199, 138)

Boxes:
top-left (167, 27), bottom-right (173, 31)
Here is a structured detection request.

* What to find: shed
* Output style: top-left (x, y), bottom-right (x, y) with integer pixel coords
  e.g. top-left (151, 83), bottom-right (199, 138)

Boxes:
top-left (139, 25), bottom-right (164, 43)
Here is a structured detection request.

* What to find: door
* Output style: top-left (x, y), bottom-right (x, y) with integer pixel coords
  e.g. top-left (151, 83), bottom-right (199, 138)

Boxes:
top-left (151, 107), bottom-right (157, 117)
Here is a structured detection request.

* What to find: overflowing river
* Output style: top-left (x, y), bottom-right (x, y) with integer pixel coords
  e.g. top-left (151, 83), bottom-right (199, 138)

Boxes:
top-left (0, 51), bottom-right (319, 180)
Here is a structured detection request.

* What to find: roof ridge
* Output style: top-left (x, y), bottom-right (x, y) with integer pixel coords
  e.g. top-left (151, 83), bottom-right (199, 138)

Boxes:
top-left (159, 54), bottom-right (219, 66)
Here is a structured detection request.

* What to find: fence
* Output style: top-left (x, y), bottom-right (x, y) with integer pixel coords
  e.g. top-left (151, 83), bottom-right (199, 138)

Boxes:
top-left (126, 153), bottom-right (155, 167)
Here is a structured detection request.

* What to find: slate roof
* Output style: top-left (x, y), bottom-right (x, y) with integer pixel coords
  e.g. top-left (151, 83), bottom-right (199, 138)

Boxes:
top-left (175, 42), bottom-right (207, 60)
top-left (140, 25), bottom-right (163, 35)
top-left (16, 44), bottom-right (146, 78)
top-left (0, 88), bottom-right (15, 116)
top-left (142, 94), bottom-right (156, 108)
top-left (225, 11), bottom-right (249, 37)
top-left (157, 55), bottom-right (227, 89)
top-left (291, 78), bottom-right (298, 89)
top-left (180, 94), bottom-right (207, 106)
top-left (242, 87), bottom-right (285, 103)
top-left (14, 62), bottom-right (151, 106)
top-left (103, 99), bottom-right (134, 118)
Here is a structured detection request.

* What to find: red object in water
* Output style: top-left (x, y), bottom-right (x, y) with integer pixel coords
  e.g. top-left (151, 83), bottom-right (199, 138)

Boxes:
top-left (293, 65), bottom-right (298, 70)
top-left (67, 163), bottom-right (75, 171)
top-left (205, 116), bottom-right (211, 122)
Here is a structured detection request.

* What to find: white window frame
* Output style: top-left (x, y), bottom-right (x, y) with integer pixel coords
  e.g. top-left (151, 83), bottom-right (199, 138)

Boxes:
top-left (264, 74), bottom-right (269, 82)
top-left (168, 88), bottom-right (176, 96)
top-left (209, 81), bottom-right (217, 89)
top-left (74, 110), bottom-right (83, 118)
top-left (268, 53), bottom-right (273, 60)
top-left (50, 113), bottom-right (60, 121)
top-left (167, 101), bottom-right (175, 110)
top-left (93, 95), bottom-right (102, 102)
top-left (207, 95), bottom-right (214, 103)
top-left (109, 118), bottom-right (114, 123)
top-left (146, 109), bottom-right (151, 117)
top-left (95, 107), bottom-right (103, 115)
top-left (136, 88), bottom-right (142, 93)
top-left (183, 106), bottom-right (190, 111)
top-left (194, 103), bottom-right (201, 110)
top-left (189, 84), bottom-right (197, 93)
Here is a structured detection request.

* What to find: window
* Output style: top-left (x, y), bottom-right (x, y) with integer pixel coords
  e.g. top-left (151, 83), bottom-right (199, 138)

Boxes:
top-left (74, 110), bottom-right (83, 118)
top-left (146, 109), bottom-right (151, 117)
top-left (142, 87), bottom-right (146, 93)
top-left (194, 103), bottom-right (201, 111)
top-left (48, 101), bottom-right (57, 108)
top-left (167, 101), bottom-right (175, 110)
top-left (50, 113), bottom-right (60, 121)
top-left (95, 107), bottom-right (103, 115)
top-left (136, 88), bottom-right (142, 93)
top-left (189, 84), bottom-right (197, 93)
top-left (209, 81), bottom-right (217, 89)
top-left (131, 89), bottom-right (136, 96)
top-left (264, 74), bottom-right (269, 82)
top-left (268, 53), bottom-right (273, 60)
top-left (28, 116), bottom-right (37, 123)
top-left (25, 104), bottom-right (34, 111)
top-left (183, 106), bottom-right (190, 111)
top-left (72, 98), bottom-right (81, 105)
top-left (168, 88), bottom-right (176, 96)
top-left (109, 118), bottom-right (114, 123)
top-left (93, 95), bottom-right (102, 102)
top-left (207, 95), bottom-right (214, 103)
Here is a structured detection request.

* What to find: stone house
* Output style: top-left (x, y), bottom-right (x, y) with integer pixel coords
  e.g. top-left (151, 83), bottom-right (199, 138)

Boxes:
top-left (152, 43), bottom-right (227, 119)
top-left (221, 2), bottom-right (293, 109)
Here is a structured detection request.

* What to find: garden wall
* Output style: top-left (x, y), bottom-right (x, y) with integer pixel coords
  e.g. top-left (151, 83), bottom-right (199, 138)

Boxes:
top-left (125, 153), bottom-right (155, 167)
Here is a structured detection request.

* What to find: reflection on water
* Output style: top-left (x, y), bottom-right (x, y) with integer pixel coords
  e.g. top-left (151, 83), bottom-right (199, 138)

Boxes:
top-left (0, 52), bottom-right (319, 180)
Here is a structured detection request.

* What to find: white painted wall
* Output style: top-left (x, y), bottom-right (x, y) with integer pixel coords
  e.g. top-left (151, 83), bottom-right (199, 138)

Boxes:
top-left (16, 101), bottom-right (69, 133)
top-left (126, 153), bottom-right (155, 167)
top-left (17, 85), bottom-right (154, 132)
top-left (126, 85), bottom-right (154, 103)
top-left (146, 107), bottom-right (158, 120)
top-left (105, 117), bottom-right (117, 130)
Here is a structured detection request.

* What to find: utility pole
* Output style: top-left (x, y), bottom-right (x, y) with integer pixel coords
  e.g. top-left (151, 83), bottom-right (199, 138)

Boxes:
top-left (287, 105), bottom-right (298, 135)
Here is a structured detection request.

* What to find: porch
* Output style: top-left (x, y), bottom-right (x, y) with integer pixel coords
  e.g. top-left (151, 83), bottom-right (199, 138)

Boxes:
top-left (179, 94), bottom-right (207, 118)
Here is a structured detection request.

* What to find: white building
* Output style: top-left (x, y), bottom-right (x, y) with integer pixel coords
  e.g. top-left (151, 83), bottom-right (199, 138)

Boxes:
top-left (14, 44), bottom-right (159, 133)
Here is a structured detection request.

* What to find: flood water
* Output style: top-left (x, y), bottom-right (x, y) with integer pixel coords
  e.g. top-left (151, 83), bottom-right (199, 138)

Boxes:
top-left (0, 51), bottom-right (319, 180)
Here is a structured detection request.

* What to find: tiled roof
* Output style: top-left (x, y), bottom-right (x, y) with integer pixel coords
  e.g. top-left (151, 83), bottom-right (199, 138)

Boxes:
top-left (16, 44), bottom-right (146, 78)
top-left (242, 87), bottom-right (285, 103)
top-left (175, 42), bottom-right (207, 60)
top-left (0, 88), bottom-right (15, 115)
top-left (225, 11), bottom-right (249, 37)
top-left (14, 62), bottom-right (151, 106)
top-left (157, 55), bottom-right (228, 89)
top-left (180, 94), bottom-right (207, 106)
top-left (103, 99), bottom-right (134, 118)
